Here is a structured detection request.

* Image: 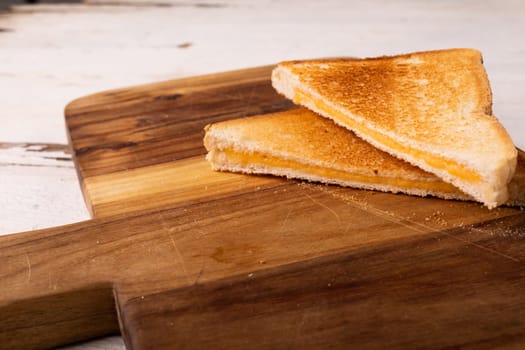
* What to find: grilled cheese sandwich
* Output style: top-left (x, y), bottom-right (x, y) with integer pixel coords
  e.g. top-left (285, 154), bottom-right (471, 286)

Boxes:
top-left (272, 49), bottom-right (517, 208)
top-left (204, 108), bottom-right (524, 206)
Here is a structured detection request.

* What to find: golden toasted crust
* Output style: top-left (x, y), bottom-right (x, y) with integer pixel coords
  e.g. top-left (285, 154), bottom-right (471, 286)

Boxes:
top-left (206, 108), bottom-right (434, 178)
top-left (204, 108), bottom-right (524, 206)
top-left (272, 48), bottom-right (517, 208)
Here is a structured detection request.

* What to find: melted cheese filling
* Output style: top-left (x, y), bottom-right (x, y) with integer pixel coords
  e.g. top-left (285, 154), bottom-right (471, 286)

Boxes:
top-left (222, 149), bottom-right (462, 194)
top-left (293, 89), bottom-right (482, 183)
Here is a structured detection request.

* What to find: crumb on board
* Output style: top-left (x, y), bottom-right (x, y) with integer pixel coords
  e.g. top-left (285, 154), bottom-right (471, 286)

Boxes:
top-left (423, 210), bottom-right (448, 226)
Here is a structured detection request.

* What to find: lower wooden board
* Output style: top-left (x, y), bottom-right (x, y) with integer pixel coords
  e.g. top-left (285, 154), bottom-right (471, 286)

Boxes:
top-left (123, 214), bottom-right (525, 350)
top-left (1, 66), bottom-right (524, 349)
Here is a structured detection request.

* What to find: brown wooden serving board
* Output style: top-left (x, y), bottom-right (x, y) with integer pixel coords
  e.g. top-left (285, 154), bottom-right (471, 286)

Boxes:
top-left (2, 66), bottom-right (525, 350)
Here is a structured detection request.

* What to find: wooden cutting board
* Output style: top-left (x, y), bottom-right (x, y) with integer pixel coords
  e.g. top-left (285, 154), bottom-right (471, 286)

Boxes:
top-left (1, 66), bottom-right (525, 350)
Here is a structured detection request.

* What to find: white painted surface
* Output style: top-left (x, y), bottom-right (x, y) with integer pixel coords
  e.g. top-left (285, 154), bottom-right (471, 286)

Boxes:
top-left (0, 0), bottom-right (524, 348)
top-left (0, 143), bottom-right (89, 234)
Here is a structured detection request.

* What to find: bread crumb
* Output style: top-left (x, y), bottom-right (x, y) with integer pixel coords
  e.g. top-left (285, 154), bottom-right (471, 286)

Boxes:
top-left (422, 211), bottom-right (448, 226)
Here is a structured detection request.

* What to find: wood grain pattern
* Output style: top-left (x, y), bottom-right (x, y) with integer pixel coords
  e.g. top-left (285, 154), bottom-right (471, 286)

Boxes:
top-left (1, 66), bottom-right (525, 350)
top-left (66, 66), bottom-right (293, 180)
top-left (83, 157), bottom-right (281, 217)
top-left (122, 214), bottom-right (525, 350)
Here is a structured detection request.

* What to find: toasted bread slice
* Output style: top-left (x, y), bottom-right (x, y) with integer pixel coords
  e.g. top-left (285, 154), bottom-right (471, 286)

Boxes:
top-left (204, 108), bottom-right (524, 206)
top-left (271, 49), bottom-right (517, 208)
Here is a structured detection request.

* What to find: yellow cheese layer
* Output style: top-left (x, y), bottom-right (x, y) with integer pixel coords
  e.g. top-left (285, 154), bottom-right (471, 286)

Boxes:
top-left (293, 89), bottom-right (482, 184)
top-left (222, 149), bottom-right (462, 195)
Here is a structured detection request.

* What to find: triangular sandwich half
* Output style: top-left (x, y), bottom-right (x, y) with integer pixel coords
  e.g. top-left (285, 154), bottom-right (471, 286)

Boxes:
top-left (204, 108), bottom-right (524, 206)
top-left (271, 49), bottom-right (517, 208)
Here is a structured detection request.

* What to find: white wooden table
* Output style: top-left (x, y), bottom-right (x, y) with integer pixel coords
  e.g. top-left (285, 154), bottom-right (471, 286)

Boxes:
top-left (1, 0), bottom-right (524, 348)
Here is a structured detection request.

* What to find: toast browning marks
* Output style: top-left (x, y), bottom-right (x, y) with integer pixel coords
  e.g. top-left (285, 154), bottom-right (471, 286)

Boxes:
top-left (204, 109), bottom-right (524, 207)
top-left (204, 108), bottom-right (471, 202)
top-left (272, 49), bottom-right (517, 208)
